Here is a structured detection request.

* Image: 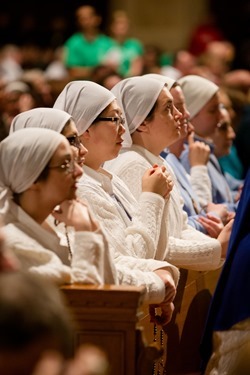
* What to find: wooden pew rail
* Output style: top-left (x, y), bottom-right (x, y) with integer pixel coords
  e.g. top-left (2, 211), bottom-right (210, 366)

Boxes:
top-left (61, 267), bottom-right (222, 375)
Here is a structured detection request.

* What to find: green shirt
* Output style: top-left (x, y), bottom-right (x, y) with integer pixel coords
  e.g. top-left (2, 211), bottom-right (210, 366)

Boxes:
top-left (64, 33), bottom-right (116, 67)
top-left (103, 38), bottom-right (144, 76)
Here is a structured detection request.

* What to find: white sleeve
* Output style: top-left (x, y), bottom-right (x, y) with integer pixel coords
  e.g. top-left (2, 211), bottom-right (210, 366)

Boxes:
top-left (190, 165), bottom-right (212, 207)
top-left (4, 225), bottom-right (114, 286)
top-left (77, 183), bottom-right (166, 260)
top-left (114, 255), bottom-right (179, 304)
top-left (72, 230), bottom-right (117, 285)
top-left (112, 157), bottom-right (223, 271)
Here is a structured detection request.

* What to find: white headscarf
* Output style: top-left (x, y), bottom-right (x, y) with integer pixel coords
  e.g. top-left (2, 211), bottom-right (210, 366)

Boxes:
top-left (111, 76), bottom-right (166, 147)
top-left (0, 128), bottom-right (65, 216)
top-left (143, 73), bottom-right (176, 90)
top-left (53, 81), bottom-right (116, 135)
top-left (10, 107), bottom-right (72, 134)
top-left (178, 75), bottom-right (219, 119)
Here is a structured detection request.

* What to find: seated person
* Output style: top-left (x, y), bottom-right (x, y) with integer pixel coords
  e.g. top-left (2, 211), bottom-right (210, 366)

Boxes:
top-left (54, 78), bottom-right (231, 272)
top-left (10, 107), bottom-right (179, 326)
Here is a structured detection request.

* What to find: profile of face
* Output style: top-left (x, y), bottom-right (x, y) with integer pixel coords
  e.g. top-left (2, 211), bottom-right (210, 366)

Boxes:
top-left (81, 99), bottom-right (125, 168)
top-left (191, 92), bottom-right (221, 138)
top-left (170, 84), bottom-right (190, 137)
top-left (141, 86), bottom-right (182, 150)
top-left (37, 139), bottom-right (83, 207)
top-left (167, 84), bottom-right (192, 156)
top-left (211, 107), bottom-right (235, 158)
top-left (62, 119), bottom-right (88, 166)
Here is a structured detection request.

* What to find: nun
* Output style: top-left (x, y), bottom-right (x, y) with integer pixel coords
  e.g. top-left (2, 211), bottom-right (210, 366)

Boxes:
top-left (0, 127), bottom-right (117, 285)
top-left (105, 75), bottom-right (231, 270)
top-left (54, 80), bottom-right (182, 325)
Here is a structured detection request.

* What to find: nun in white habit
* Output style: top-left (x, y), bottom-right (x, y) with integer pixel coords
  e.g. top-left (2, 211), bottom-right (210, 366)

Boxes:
top-left (179, 74), bottom-right (237, 212)
top-left (10, 107), bottom-right (87, 166)
top-left (144, 74), bottom-right (226, 238)
top-left (0, 127), bottom-right (117, 286)
top-left (54, 80), bottom-right (181, 318)
top-left (105, 75), bottom-right (232, 271)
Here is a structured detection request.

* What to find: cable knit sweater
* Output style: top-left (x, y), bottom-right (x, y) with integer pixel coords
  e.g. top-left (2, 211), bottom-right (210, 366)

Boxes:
top-left (76, 165), bottom-right (180, 303)
top-left (3, 200), bottom-right (117, 286)
top-left (105, 145), bottom-right (223, 271)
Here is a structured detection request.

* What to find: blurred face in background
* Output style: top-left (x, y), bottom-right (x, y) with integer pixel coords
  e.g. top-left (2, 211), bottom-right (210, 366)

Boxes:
top-left (211, 107), bottom-right (235, 158)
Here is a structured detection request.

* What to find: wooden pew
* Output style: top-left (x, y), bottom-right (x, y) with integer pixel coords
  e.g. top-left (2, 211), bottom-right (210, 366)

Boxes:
top-left (61, 267), bottom-right (222, 375)
top-left (138, 267), bottom-right (223, 375)
top-left (61, 284), bottom-right (147, 375)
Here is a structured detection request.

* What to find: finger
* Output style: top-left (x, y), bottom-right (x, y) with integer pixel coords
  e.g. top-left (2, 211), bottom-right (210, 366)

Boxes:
top-left (53, 205), bottom-right (62, 214)
top-left (149, 304), bottom-right (157, 323)
top-left (206, 213), bottom-right (221, 223)
top-left (187, 131), bottom-right (195, 146)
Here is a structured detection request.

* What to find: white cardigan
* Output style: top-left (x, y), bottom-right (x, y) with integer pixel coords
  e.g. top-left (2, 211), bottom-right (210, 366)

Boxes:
top-left (3, 200), bottom-right (117, 286)
top-left (76, 165), bottom-right (180, 303)
top-left (105, 144), bottom-right (223, 271)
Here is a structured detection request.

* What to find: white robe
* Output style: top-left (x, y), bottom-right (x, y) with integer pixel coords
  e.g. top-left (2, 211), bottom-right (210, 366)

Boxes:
top-left (105, 144), bottom-right (223, 271)
top-left (76, 165), bottom-right (180, 303)
top-left (3, 199), bottom-right (117, 286)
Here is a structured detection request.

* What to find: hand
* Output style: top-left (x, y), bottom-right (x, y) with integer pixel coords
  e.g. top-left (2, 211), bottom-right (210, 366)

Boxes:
top-left (154, 269), bottom-right (176, 303)
top-left (234, 184), bottom-right (244, 203)
top-left (149, 302), bottom-right (175, 327)
top-left (217, 218), bottom-right (234, 258)
top-left (188, 132), bottom-right (210, 167)
top-left (206, 202), bottom-right (229, 224)
top-left (52, 199), bottom-right (97, 232)
top-left (198, 214), bottom-right (224, 238)
top-left (142, 164), bottom-right (174, 199)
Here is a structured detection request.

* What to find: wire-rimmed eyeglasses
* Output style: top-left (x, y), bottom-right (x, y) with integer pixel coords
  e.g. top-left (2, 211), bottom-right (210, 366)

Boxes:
top-left (93, 116), bottom-right (125, 126)
top-left (49, 159), bottom-right (75, 174)
top-left (66, 135), bottom-right (82, 149)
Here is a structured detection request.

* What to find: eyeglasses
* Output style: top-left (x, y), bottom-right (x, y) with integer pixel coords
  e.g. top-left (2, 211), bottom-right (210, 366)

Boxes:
top-left (66, 135), bottom-right (82, 149)
top-left (49, 159), bottom-right (75, 174)
top-left (93, 116), bottom-right (125, 126)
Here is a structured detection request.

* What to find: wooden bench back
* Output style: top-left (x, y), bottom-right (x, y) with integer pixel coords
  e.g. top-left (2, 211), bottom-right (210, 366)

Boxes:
top-left (61, 267), bottom-right (222, 375)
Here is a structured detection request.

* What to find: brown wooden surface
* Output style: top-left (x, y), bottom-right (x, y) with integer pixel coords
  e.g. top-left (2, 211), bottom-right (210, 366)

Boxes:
top-left (61, 284), bottom-right (146, 375)
top-left (138, 267), bottom-right (222, 375)
top-left (61, 267), bottom-right (222, 375)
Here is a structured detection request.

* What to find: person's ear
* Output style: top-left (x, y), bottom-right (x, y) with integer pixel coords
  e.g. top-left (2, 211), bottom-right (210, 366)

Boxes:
top-left (136, 122), bottom-right (149, 133)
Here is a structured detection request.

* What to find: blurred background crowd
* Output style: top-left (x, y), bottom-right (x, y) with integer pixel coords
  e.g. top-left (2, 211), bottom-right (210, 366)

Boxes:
top-left (0, 0), bottom-right (249, 173)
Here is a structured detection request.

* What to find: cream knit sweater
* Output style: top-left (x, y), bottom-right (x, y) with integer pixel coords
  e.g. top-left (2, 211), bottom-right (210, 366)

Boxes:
top-left (105, 145), bottom-right (223, 271)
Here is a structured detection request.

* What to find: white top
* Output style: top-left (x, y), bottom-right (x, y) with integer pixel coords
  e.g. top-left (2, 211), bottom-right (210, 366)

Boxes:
top-left (3, 199), bottom-right (117, 286)
top-left (105, 144), bottom-right (223, 271)
top-left (76, 165), bottom-right (180, 303)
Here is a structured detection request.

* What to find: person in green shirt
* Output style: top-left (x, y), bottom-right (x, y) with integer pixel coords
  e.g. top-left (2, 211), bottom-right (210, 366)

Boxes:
top-left (64, 5), bottom-right (115, 80)
top-left (104, 10), bottom-right (144, 77)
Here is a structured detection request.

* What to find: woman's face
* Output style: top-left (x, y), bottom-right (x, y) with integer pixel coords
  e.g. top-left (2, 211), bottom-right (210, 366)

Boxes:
top-left (83, 100), bottom-right (125, 168)
top-left (146, 87), bottom-right (182, 150)
top-left (62, 119), bottom-right (88, 166)
top-left (38, 139), bottom-right (83, 207)
top-left (211, 108), bottom-right (235, 158)
top-left (170, 84), bottom-right (190, 138)
top-left (191, 92), bottom-right (221, 139)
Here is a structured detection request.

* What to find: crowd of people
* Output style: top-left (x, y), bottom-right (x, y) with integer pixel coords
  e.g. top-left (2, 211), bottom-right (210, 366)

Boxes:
top-left (0, 3), bottom-right (250, 375)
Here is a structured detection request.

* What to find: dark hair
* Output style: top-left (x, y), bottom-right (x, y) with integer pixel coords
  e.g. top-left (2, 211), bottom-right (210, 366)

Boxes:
top-left (0, 272), bottom-right (73, 357)
top-left (145, 101), bottom-right (158, 121)
top-left (35, 164), bottom-right (50, 182)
